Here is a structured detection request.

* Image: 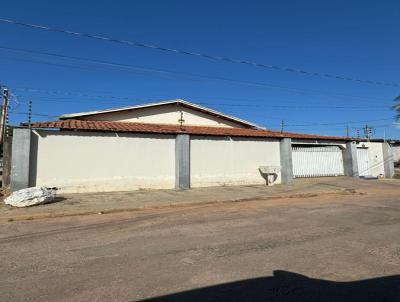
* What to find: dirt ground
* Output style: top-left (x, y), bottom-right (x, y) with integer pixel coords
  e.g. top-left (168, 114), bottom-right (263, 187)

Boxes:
top-left (0, 177), bottom-right (389, 222)
top-left (0, 178), bottom-right (399, 301)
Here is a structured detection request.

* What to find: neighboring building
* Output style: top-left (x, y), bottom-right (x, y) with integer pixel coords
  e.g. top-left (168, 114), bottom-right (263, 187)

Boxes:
top-left (358, 139), bottom-right (400, 177)
top-left (364, 139), bottom-right (400, 164)
top-left (9, 99), bottom-right (395, 193)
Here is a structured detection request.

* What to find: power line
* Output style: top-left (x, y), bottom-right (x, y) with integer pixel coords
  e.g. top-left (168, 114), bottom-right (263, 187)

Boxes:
top-left (284, 118), bottom-right (394, 127)
top-left (269, 123), bottom-right (397, 132)
top-left (13, 88), bottom-right (391, 116)
top-left (1, 46), bottom-right (393, 104)
top-left (11, 87), bottom-right (396, 126)
top-left (10, 96), bottom-right (396, 128)
top-left (6, 102), bottom-right (397, 131)
top-left (9, 111), bottom-right (58, 118)
top-left (14, 93), bottom-right (389, 111)
top-left (199, 102), bottom-right (387, 111)
top-left (0, 18), bottom-right (399, 88)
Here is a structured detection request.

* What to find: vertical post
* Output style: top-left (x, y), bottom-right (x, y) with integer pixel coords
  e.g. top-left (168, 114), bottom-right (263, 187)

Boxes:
top-left (2, 136), bottom-right (12, 188)
top-left (279, 138), bottom-right (293, 184)
top-left (175, 134), bottom-right (190, 190)
top-left (5, 111), bottom-right (9, 138)
top-left (343, 141), bottom-right (359, 177)
top-left (10, 128), bottom-right (32, 192)
top-left (382, 142), bottom-right (394, 178)
top-left (178, 111), bottom-right (185, 128)
top-left (28, 100), bottom-right (32, 128)
top-left (0, 88), bottom-right (9, 145)
top-left (280, 120), bottom-right (284, 133)
top-left (364, 124), bottom-right (372, 141)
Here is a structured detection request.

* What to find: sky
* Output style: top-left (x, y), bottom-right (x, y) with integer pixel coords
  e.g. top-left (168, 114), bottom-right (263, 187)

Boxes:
top-left (0, 0), bottom-right (399, 138)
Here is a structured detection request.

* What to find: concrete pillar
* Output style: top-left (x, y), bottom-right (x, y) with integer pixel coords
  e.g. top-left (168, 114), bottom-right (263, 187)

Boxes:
top-left (343, 141), bottom-right (359, 177)
top-left (382, 143), bottom-right (394, 178)
top-left (280, 138), bottom-right (293, 184)
top-left (10, 128), bottom-right (31, 192)
top-left (175, 134), bottom-right (190, 190)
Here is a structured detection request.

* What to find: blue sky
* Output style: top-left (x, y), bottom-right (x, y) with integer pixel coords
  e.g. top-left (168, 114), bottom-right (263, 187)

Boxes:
top-left (0, 0), bottom-right (399, 138)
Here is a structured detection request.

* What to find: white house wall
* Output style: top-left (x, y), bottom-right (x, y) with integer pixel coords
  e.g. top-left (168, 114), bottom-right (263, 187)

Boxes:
top-left (31, 130), bottom-right (175, 193)
top-left (78, 104), bottom-right (245, 128)
top-left (392, 145), bottom-right (400, 163)
top-left (190, 136), bottom-right (281, 187)
top-left (26, 130), bottom-right (391, 195)
top-left (359, 142), bottom-right (385, 177)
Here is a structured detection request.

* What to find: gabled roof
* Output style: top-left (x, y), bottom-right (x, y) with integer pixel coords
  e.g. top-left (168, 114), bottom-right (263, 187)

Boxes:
top-left (30, 119), bottom-right (353, 141)
top-left (59, 99), bottom-right (263, 129)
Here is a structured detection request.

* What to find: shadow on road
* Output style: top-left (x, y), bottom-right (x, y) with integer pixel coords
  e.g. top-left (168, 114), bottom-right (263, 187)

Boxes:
top-left (138, 270), bottom-right (400, 302)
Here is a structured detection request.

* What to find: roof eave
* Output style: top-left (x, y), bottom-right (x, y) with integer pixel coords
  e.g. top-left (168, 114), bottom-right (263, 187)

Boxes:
top-left (59, 99), bottom-right (264, 129)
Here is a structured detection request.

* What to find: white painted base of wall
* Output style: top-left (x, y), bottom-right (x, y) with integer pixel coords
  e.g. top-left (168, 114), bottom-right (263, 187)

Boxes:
top-left (36, 176), bottom-right (175, 194)
top-left (190, 174), bottom-right (269, 188)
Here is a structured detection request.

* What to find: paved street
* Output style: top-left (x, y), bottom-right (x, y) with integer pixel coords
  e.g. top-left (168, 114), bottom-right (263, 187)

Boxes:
top-left (0, 179), bottom-right (400, 301)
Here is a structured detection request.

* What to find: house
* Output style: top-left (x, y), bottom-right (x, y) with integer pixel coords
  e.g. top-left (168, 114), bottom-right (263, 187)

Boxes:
top-left (9, 99), bottom-right (395, 193)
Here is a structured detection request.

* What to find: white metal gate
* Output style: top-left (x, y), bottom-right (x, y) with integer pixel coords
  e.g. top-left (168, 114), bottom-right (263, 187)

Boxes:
top-left (292, 146), bottom-right (344, 178)
top-left (357, 148), bottom-right (369, 176)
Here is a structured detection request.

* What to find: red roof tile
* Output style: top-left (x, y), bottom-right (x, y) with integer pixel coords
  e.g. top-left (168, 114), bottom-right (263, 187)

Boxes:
top-left (29, 120), bottom-right (352, 141)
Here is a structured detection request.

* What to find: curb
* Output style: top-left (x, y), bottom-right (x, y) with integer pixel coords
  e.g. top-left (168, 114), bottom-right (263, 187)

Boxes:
top-left (0, 188), bottom-right (361, 223)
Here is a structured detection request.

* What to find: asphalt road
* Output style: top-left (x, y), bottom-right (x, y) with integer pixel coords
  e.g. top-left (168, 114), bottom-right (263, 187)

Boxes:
top-left (1, 185), bottom-right (399, 301)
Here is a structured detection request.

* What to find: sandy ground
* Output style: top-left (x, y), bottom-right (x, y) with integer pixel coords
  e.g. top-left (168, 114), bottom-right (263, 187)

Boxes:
top-left (0, 177), bottom-right (388, 222)
top-left (0, 178), bottom-right (399, 301)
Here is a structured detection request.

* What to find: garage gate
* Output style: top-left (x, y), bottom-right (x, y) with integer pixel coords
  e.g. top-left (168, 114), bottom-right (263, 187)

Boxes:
top-left (292, 146), bottom-right (344, 178)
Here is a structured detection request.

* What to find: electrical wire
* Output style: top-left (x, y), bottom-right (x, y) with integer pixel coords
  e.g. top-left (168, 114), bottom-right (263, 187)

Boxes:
top-left (10, 93), bottom-right (396, 128)
top-left (14, 95), bottom-right (390, 112)
top-left (283, 118), bottom-right (394, 127)
top-left (9, 111), bottom-right (58, 118)
top-left (0, 18), bottom-right (398, 88)
top-left (1, 46), bottom-right (393, 104)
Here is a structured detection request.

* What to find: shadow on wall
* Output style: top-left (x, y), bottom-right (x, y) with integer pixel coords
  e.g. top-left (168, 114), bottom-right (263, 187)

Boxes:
top-left (138, 270), bottom-right (400, 302)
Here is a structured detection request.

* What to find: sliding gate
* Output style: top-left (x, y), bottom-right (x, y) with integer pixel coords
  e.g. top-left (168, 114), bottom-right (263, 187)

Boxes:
top-left (292, 146), bottom-right (344, 178)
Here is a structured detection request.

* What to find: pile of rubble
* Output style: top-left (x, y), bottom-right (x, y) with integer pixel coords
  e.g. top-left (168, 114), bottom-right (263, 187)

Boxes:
top-left (4, 187), bottom-right (58, 207)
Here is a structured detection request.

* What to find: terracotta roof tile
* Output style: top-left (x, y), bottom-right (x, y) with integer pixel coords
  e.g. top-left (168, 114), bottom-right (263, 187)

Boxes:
top-left (29, 120), bottom-right (352, 141)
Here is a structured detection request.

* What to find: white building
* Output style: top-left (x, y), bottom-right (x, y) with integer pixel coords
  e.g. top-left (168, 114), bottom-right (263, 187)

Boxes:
top-left (9, 99), bottom-right (395, 193)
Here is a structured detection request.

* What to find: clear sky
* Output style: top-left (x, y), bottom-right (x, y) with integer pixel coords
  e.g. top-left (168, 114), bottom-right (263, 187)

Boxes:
top-left (0, 0), bottom-right (399, 138)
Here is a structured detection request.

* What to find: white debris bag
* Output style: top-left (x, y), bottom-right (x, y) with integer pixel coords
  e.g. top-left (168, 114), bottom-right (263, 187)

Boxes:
top-left (4, 187), bottom-right (58, 208)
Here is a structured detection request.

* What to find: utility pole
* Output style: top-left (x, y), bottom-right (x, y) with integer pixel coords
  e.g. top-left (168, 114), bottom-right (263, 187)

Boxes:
top-left (346, 125), bottom-right (349, 138)
top-left (280, 119), bottom-right (284, 133)
top-left (5, 111), bottom-right (9, 138)
top-left (28, 100), bottom-right (32, 128)
top-left (0, 87), bottom-right (9, 145)
top-left (363, 124), bottom-right (372, 141)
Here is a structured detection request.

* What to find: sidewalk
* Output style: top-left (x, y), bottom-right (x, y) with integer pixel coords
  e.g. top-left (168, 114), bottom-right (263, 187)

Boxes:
top-left (0, 177), bottom-right (397, 222)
